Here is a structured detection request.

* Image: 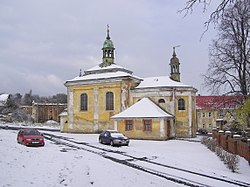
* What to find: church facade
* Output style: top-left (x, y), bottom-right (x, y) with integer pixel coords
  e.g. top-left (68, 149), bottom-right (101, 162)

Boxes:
top-left (61, 28), bottom-right (197, 139)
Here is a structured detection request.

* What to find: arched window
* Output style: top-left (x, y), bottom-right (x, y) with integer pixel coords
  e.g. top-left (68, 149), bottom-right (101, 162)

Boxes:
top-left (178, 98), bottom-right (185, 110)
top-left (106, 92), bottom-right (114, 110)
top-left (80, 93), bottom-right (88, 111)
top-left (158, 99), bottom-right (165, 103)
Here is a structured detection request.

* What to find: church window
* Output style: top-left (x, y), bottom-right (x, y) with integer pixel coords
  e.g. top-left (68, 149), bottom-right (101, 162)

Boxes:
top-left (158, 99), bottom-right (165, 103)
top-left (125, 120), bottom-right (133, 131)
top-left (178, 98), bottom-right (185, 110)
top-left (80, 93), bottom-right (88, 111)
top-left (143, 120), bottom-right (152, 131)
top-left (106, 92), bottom-right (114, 110)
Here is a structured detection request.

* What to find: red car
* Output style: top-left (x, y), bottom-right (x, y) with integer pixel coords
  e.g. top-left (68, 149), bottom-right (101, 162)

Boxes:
top-left (17, 128), bottom-right (45, 146)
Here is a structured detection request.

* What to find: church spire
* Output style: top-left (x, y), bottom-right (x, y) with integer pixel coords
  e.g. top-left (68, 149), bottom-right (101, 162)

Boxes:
top-left (106, 24), bottom-right (110, 40)
top-left (100, 25), bottom-right (115, 67)
top-left (169, 46), bottom-right (180, 82)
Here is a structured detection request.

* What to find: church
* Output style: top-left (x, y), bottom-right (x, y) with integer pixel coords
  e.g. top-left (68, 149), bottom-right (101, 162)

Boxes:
top-left (60, 27), bottom-right (197, 139)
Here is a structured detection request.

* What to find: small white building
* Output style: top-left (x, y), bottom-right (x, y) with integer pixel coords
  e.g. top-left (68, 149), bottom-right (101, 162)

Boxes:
top-left (111, 97), bottom-right (175, 140)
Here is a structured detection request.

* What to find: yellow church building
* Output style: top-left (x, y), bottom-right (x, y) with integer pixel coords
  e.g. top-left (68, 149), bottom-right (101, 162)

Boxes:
top-left (61, 27), bottom-right (197, 139)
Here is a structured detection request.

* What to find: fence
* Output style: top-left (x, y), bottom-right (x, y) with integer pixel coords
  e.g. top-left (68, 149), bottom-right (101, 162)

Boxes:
top-left (212, 129), bottom-right (250, 165)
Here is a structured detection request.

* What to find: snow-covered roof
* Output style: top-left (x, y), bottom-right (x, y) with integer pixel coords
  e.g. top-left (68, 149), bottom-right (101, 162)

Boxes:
top-left (59, 111), bottom-right (68, 117)
top-left (111, 97), bottom-right (173, 119)
top-left (66, 64), bottom-right (142, 84)
top-left (0, 94), bottom-right (9, 102)
top-left (135, 76), bottom-right (192, 89)
top-left (67, 71), bottom-right (141, 82)
top-left (0, 94), bottom-right (9, 106)
top-left (85, 64), bottom-right (131, 73)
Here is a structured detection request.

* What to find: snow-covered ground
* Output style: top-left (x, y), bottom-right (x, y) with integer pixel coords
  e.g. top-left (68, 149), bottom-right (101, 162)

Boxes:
top-left (0, 123), bottom-right (249, 187)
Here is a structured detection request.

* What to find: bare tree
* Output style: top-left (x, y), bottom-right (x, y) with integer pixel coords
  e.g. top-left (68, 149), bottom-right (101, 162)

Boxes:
top-left (181, 0), bottom-right (238, 28)
top-left (204, 0), bottom-right (250, 96)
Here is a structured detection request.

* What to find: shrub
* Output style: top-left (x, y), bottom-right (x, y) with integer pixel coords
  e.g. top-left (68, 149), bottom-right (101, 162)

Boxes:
top-left (202, 137), bottom-right (239, 172)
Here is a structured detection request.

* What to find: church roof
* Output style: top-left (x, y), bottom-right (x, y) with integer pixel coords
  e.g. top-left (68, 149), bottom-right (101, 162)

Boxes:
top-left (103, 38), bottom-right (114, 48)
top-left (111, 97), bottom-right (173, 119)
top-left (135, 76), bottom-right (193, 89)
top-left (65, 64), bottom-right (142, 84)
top-left (85, 64), bottom-right (132, 74)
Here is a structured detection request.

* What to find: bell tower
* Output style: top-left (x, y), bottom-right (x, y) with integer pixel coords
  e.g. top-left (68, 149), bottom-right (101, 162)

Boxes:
top-left (100, 25), bottom-right (115, 67)
top-left (169, 47), bottom-right (180, 82)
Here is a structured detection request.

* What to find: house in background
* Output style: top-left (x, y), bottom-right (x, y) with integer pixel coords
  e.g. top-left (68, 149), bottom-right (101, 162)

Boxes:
top-left (196, 95), bottom-right (243, 132)
top-left (61, 27), bottom-right (197, 139)
top-left (0, 94), bottom-right (10, 109)
top-left (31, 102), bottom-right (67, 123)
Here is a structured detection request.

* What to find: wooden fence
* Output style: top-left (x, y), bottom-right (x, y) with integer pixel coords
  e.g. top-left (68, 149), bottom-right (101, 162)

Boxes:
top-left (212, 130), bottom-right (250, 165)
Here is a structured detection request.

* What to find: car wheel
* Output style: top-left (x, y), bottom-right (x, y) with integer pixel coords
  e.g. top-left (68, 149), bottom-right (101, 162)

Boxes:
top-left (110, 140), bottom-right (114, 146)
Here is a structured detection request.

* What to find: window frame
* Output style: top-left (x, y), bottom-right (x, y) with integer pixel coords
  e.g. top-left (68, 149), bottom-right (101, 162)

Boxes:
top-left (143, 119), bottom-right (152, 131)
top-left (125, 120), bottom-right (133, 131)
top-left (158, 99), bottom-right (165, 103)
top-left (106, 92), bottom-right (114, 111)
top-left (178, 98), bottom-right (185, 110)
top-left (80, 93), bottom-right (88, 111)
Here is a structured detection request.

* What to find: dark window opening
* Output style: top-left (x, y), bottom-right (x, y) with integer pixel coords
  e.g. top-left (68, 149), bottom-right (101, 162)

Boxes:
top-left (178, 98), bottom-right (185, 110)
top-left (106, 92), bottom-right (114, 110)
top-left (80, 93), bottom-right (88, 111)
top-left (143, 119), bottom-right (152, 131)
top-left (125, 120), bottom-right (133, 131)
top-left (158, 99), bottom-right (165, 103)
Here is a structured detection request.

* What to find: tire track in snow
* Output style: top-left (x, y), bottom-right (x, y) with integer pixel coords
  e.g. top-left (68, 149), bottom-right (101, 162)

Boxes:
top-left (43, 132), bottom-right (250, 187)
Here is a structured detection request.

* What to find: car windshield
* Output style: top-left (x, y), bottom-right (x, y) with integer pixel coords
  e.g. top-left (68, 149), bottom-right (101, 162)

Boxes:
top-left (110, 132), bottom-right (125, 138)
top-left (23, 129), bottom-right (40, 135)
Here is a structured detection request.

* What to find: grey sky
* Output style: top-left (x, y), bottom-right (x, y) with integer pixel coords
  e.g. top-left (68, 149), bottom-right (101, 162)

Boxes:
top-left (0, 0), bottom-right (217, 96)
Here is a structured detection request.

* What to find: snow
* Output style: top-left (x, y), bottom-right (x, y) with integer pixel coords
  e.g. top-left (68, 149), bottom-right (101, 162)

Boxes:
top-left (135, 76), bottom-right (192, 89)
top-left (1, 123), bottom-right (250, 187)
top-left (111, 97), bottom-right (173, 119)
top-left (85, 64), bottom-right (131, 72)
top-left (66, 71), bottom-right (141, 83)
top-left (0, 94), bottom-right (9, 106)
top-left (0, 94), bottom-right (9, 101)
top-left (66, 64), bottom-right (142, 84)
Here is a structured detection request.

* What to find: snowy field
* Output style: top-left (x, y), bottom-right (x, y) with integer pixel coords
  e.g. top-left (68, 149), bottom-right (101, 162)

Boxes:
top-left (0, 124), bottom-right (250, 187)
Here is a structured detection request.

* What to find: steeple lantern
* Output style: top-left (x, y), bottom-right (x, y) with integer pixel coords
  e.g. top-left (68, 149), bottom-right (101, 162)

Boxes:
top-left (169, 47), bottom-right (180, 82)
top-left (100, 25), bottom-right (115, 67)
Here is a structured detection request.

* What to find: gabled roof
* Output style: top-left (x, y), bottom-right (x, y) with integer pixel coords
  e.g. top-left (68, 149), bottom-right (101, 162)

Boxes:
top-left (135, 76), bottom-right (194, 89)
top-left (196, 96), bottom-right (243, 110)
top-left (111, 97), bottom-right (173, 119)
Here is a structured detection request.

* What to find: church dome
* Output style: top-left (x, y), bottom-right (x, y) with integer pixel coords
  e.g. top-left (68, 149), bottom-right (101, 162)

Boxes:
top-left (103, 39), bottom-right (114, 48)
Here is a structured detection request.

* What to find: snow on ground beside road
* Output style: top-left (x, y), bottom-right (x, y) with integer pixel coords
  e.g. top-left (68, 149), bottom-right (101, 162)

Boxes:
top-left (0, 129), bottom-right (181, 187)
top-left (0, 123), bottom-right (250, 187)
top-left (52, 131), bottom-right (250, 183)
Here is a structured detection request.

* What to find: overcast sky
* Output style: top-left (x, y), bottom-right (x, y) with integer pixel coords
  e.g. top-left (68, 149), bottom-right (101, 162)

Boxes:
top-left (0, 0), bottom-right (217, 96)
